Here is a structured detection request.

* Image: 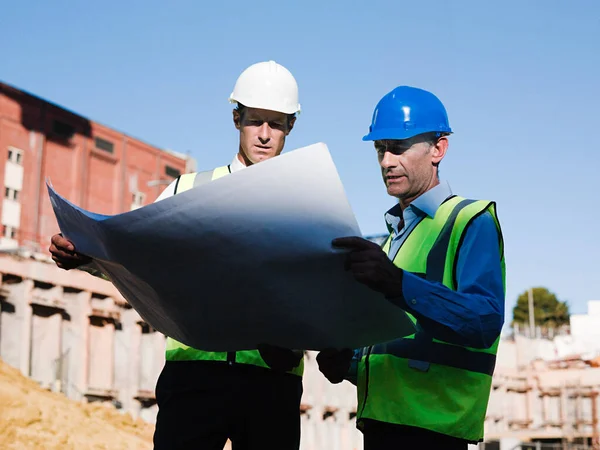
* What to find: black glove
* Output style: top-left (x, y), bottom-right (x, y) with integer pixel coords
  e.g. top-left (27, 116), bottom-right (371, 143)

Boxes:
top-left (257, 344), bottom-right (304, 372)
top-left (316, 348), bottom-right (354, 384)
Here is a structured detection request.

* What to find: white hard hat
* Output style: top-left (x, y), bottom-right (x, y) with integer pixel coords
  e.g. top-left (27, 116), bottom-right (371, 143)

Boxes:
top-left (229, 60), bottom-right (301, 115)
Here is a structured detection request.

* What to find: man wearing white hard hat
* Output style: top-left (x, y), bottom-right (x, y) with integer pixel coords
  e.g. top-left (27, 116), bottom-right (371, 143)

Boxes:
top-left (48, 61), bottom-right (305, 450)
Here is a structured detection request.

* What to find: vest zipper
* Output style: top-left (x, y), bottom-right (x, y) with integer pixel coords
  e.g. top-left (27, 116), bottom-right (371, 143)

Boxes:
top-left (358, 345), bottom-right (373, 419)
top-left (227, 351), bottom-right (236, 366)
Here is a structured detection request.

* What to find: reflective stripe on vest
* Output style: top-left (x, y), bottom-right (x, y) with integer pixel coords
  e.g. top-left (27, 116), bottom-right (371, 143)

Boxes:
top-left (164, 166), bottom-right (304, 377)
top-left (356, 195), bottom-right (505, 443)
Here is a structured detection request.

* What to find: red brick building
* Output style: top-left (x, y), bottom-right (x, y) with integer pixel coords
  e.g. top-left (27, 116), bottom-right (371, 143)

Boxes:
top-left (0, 81), bottom-right (194, 253)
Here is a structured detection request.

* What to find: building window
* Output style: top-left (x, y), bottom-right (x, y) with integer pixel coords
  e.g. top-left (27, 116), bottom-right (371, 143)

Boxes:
top-left (4, 187), bottom-right (19, 201)
top-left (2, 225), bottom-right (17, 239)
top-left (165, 165), bottom-right (181, 178)
top-left (52, 120), bottom-right (75, 139)
top-left (94, 137), bottom-right (114, 154)
top-left (7, 148), bottom-right (23, 165)
top-left (131, 192), bottom-right (145, 211)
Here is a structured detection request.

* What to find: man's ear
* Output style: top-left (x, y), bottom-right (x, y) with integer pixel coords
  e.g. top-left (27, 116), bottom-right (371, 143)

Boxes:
top-left (233, 109), bottom-right (241, 130)
top-left (431, 136), bottom-right (448, 165)
top-left (286, 116), bottom-right (296, 135)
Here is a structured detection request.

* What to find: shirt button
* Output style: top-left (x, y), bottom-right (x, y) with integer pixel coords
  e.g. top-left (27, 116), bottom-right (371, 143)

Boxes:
top-left (411, 299), bottom-right (417, 305)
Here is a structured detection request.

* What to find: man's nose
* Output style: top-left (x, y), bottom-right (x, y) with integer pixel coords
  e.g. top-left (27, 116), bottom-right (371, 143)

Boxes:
top-left (258, 123), bottom-right (271, 143)
top-left (380, 151), bottom-right (396, 168)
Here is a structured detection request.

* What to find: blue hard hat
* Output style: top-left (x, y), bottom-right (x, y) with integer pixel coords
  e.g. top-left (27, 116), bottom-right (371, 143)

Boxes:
top-left (363, 86), bottom-right (452, 141)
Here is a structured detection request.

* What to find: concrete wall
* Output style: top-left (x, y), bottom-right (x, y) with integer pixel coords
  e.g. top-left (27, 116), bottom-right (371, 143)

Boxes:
top-left (483, 334), bottom-right (600, 446)
top-left (301, 351), bottom-right (363, 450)
top-left (571, 301), bottom-right (600, 344)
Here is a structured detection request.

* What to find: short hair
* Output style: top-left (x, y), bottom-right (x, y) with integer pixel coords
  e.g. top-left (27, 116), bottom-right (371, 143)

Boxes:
top-left (420, 131), bottom-right (451, 145)
top-left (235, 103), bottom-right (296, 128)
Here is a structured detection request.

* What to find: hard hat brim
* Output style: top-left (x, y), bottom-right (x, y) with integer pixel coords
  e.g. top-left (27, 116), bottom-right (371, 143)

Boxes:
top-left (363, 127), bottom-right (452, 142)
top-left (229, 96), bottom-right (301, 115)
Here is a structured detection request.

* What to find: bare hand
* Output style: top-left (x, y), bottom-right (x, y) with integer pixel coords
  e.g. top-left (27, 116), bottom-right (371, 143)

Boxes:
top-left (332, 236), bottom-right (404, 298)
top-left (316, 348), bottom-right (354, 384)
top-left (257, 344), bottom-right (304, 373)
top-left (49, 234), bottom-right (92, 270)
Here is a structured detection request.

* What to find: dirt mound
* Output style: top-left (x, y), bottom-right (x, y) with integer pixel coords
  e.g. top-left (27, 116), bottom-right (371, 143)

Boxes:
top-left (0, 358), bottom-right (154, 450)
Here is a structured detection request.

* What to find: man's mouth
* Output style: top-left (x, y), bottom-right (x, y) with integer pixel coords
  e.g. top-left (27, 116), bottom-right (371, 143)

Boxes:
top-left (386, 174), bottom-right (404, 181)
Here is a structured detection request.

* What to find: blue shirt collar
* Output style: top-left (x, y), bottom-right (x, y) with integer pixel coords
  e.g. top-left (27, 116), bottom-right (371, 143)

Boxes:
top-left (411, 180), bottom-right (453, 218)
top-left (385, 180), bottom-right (453, 232)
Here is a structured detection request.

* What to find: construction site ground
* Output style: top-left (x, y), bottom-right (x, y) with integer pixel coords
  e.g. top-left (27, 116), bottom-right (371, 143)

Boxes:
top-left (0, 358), bottom-right (154, 450)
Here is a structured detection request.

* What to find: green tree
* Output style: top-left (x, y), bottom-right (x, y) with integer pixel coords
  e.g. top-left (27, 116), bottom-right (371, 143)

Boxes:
top-left (512, 287), bottom-right (570, 328)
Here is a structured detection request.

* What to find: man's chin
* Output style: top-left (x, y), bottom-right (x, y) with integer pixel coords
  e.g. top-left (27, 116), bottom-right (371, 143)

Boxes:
top-left (249, 154), bottom-right (276, 163)
top-left (387, 187), bottom-right (405, 198)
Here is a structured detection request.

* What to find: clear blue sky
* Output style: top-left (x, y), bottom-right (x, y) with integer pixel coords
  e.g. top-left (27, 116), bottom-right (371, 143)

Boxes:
top-left (2, 0), bottom-right (599, 323)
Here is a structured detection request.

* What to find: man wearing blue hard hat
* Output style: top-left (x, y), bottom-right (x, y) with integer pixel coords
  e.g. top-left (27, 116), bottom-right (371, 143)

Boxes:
top-left (317, 86), bottom-right (506, 449)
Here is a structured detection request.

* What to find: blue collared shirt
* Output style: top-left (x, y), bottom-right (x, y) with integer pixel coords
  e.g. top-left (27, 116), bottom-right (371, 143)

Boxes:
top-left (346, 181), bottom-right (505, 383)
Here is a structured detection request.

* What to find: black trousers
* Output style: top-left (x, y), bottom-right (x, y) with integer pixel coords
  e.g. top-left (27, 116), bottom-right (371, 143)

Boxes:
top-left (153, 360), bottom-right (303, 450)
top-left (362, 419), bottom-right (470, 450)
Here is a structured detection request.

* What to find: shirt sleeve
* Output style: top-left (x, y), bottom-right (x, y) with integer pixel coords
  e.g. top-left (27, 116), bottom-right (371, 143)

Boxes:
top-left (390, 211), bottom-right (505, 349)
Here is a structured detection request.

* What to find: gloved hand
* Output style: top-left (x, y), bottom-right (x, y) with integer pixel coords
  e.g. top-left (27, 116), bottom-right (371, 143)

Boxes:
top-left (316, 348), bottom-right (354, 384)
top-left (257, 344), bottom-right (304, 373)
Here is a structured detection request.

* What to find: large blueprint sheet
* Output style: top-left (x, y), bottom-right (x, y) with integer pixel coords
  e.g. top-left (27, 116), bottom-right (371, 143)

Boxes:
top-left (48, 143), bottom-right (415, 351)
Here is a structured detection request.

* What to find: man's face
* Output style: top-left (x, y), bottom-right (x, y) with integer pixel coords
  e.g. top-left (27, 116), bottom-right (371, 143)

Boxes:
top-left (233, 107), bottom-right (295, 165)
top-left (375, 135), bottom-right (447, 200)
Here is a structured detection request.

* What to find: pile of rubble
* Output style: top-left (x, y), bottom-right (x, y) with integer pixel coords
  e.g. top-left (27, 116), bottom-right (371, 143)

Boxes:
top-left (0, 358), bottom-right (154, 449)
